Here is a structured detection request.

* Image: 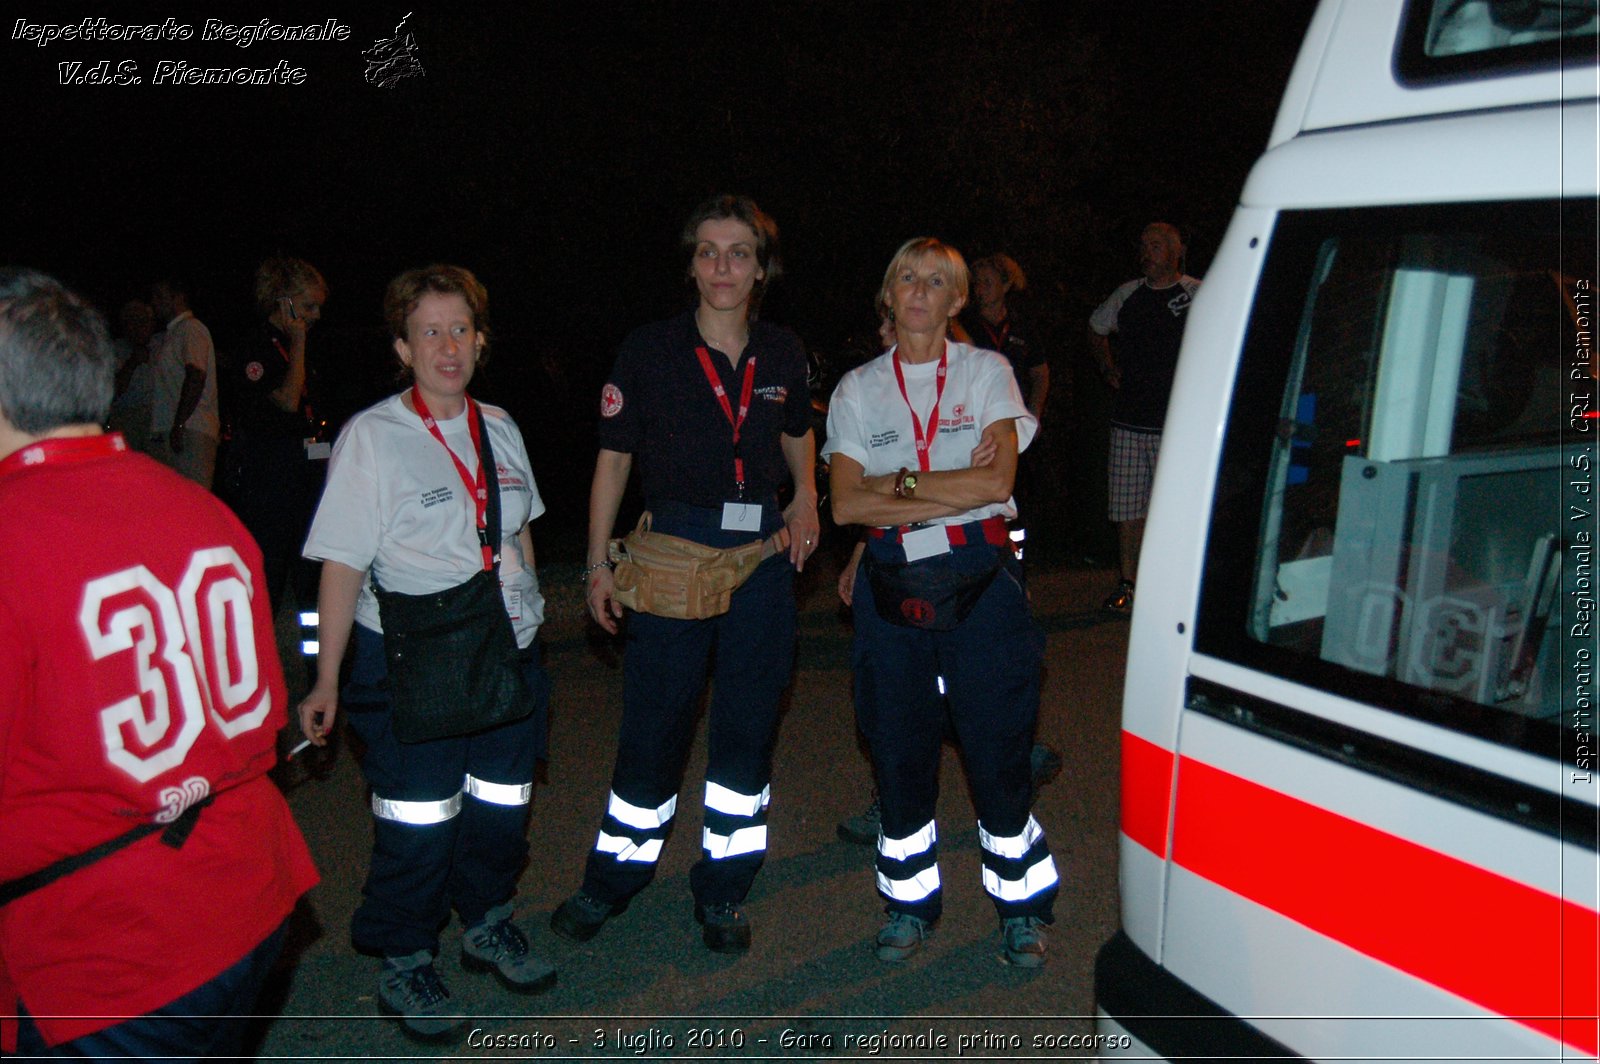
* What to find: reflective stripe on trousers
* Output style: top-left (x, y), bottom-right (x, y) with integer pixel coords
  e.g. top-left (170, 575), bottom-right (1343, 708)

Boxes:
top-left (978, 814), bottom-right (1059, 903)
top-left (464, 773), bottom-right (532, 806)
top-left (371, 792), bottom-right (463, 825)
top-left (594, 790), bottom-right (677, 864)
top-left (876, 819), bottom-right (941, 903)
top-left (702, 781), bottom-right (770, 860)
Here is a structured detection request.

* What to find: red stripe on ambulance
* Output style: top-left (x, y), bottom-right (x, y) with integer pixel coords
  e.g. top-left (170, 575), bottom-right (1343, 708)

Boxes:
top-left (1122, 731), bottom-right (1599, 1054)
top-left (1120, 731), bottom-right (1175, 858)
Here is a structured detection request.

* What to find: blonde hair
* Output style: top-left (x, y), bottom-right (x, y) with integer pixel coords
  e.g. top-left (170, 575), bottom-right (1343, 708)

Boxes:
top-left (876, 237), bottom-right (969, 318)
top-left (254, 256), bottom-right (326, 318)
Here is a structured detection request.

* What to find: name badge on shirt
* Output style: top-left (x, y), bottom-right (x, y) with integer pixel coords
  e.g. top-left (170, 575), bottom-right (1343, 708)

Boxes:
top-left (901, 524), bottom-right (952, 562)
top-left (504, 587), bottom-right (522, 623)
top-left (721, 502), bottom-right (762, 532)
top-left (304, 439), bottom-right (331, 460)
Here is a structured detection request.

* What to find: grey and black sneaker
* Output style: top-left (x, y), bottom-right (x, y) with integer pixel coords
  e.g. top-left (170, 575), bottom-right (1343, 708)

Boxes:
top-left (836, 793), bottom-right (882, 846)
top-left (463, 903), bottom-right (557, 994)
top-left (874, 911), bottom-right (932, 962)
top-left (694, 901), bottom-right (752, 954)
top-left (378, 950), bottom-right (463, 1042)
top-left (549, 890), bottom-right (626, 943)
top-left (1000, 915), bottom-right (1049, 968)
top-left (1102, 579), bottom-right (1135, 614)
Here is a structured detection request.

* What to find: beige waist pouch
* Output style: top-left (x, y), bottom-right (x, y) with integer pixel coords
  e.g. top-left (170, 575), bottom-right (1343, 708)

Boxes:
top-left (608, 512), bottom-right (776, 620)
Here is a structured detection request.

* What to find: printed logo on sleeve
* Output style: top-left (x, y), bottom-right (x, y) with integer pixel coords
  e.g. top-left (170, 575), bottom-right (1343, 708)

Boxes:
top-left (600, 383), bottom-right (624, 418)
top-left (244, 361), bottom-right (265, 382)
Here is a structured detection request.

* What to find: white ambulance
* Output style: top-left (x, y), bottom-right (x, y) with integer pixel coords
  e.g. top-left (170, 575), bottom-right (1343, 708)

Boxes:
top-left (1094, 1), bottom-right (1598, 1059)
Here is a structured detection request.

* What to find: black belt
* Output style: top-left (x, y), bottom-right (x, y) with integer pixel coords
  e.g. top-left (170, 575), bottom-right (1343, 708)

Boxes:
top-left (0, 795), bottom-right (212, 907)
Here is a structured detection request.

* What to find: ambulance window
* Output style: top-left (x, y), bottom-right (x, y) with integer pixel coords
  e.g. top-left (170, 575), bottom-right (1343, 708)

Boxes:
top-left (1396, 0), bottom-right (1598, 83)
top-left (1196, 200), bottom-right (1594, 761)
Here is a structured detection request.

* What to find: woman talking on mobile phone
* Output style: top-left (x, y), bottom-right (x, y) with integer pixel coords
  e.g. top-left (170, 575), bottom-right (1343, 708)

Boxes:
top-left (219, 256), bottom-right (331, 617)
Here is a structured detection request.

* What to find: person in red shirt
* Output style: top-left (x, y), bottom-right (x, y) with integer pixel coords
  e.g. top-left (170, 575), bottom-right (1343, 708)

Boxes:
top-left (0, 269), bottom-right (318, 1060)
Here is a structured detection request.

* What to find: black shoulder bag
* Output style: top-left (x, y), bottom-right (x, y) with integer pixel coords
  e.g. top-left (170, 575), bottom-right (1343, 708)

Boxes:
top-left (372, 399), bottom-right (533, 743)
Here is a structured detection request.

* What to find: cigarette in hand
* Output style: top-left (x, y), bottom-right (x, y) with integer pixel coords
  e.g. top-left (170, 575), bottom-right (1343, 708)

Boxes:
top-left (287, 738), bottom-right (313, 760)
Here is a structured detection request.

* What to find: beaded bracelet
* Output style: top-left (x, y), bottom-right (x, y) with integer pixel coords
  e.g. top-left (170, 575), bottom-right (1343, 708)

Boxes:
top-left (580, 561), bottom-right (613, 582)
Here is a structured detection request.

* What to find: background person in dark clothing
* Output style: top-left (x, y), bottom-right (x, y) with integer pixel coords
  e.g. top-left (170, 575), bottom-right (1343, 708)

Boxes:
top-left (1087, 223), bottom-right (1200, 613)
top-left (221, 257), bottom-right (330, 621)
top-left (963, 253), bottom-right (1048, 564)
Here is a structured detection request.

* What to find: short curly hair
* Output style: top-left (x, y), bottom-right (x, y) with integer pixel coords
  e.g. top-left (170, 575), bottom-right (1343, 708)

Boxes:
top-left (382, 264), bottom-right (490, 351)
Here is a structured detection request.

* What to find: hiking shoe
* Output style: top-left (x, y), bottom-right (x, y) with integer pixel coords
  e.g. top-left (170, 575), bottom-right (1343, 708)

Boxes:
top-left (1000, 916), bottom-right (1049, 968)
top-left (549, 891), bottom-right (625, 943)
top-left (462, 904), bottom-right (556, 994)
top-left (836, 794), bottom-right (882, 846)
top-left (1102, 579), bottom-right (1134, 613)
top-left (694, 902), bottom-right (752, 954)
top-left (378, 950), bottom-right (463, 1042)
top-left (875, 911), bottom-right (931, 962)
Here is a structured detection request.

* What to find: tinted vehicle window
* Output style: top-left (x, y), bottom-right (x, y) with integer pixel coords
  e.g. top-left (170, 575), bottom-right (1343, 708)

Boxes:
top-left (1397, 0), bottom-right (1598, 82)
top-left (1197, 201), bottom-right (1595, 762)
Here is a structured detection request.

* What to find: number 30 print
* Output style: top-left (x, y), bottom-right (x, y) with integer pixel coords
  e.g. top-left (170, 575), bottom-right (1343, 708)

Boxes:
top-left (78, 547), bottom-right (272, 783)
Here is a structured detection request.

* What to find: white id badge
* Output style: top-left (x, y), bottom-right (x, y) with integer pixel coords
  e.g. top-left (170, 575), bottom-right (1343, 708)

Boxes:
top-left (721, 502), bottom-right (762, 532)
top-left (304, 440), bottom-right (332, 460)
top-left (504, 587), bottom-right (523, 623)
top-left (901, 524), bottom-right (952, 562)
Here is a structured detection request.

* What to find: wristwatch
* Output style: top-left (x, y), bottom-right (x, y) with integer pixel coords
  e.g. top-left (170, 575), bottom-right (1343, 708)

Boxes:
top-left (894, 467), bottom-right (919, 499)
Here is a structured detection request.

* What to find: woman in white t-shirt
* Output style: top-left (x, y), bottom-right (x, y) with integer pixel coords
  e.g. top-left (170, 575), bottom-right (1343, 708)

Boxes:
top-left (297, 265), bottom-right (553, 1040)
top-left (822, 238), bottom-right (1060, 968)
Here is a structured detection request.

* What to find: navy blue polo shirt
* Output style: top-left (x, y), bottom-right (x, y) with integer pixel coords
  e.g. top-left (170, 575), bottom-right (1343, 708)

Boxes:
top-left (596, 310), bottom-right (812, 509)
top-left (963, 309), bottom-right (1044, 402)
top-left (222, 325), bottom-right (319, 442)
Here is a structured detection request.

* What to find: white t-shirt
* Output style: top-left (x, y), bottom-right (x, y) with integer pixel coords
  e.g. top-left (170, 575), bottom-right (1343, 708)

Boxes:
top-left (303, 393), bottom-right (547, 646)
top-left (148, 311), bottom-right (219, 439)
top-left (821, 341), bottom-right (1036, 526)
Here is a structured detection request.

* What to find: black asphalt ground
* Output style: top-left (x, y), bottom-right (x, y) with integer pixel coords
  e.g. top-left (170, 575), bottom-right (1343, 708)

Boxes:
top-left (252, 552), bottom-right (1131, 1062)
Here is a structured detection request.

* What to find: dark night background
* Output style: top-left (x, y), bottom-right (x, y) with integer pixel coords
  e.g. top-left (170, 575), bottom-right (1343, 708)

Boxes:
top-left (6, 2), bottom-right (1317, 559)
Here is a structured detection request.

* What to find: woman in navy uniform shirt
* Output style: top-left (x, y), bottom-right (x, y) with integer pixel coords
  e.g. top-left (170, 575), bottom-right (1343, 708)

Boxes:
top-left (220, 256), bottom-right (329, 616)
top-left (551, 195), bottom-right (818, 955)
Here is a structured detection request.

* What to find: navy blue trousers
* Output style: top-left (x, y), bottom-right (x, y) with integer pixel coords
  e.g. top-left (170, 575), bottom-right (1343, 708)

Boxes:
top-left (852, 532), bottom-right (1057, 923)
top-left (344, 623), bottom-right (545, 957)
top-left (581, 503), bottom-right (795, 909)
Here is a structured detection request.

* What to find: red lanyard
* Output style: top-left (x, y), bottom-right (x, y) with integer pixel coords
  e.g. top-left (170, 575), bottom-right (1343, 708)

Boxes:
top-left (410, 387), bottom-right (493, 571)
top-left (694, 345), bottom-right (757, 498)
top-left (0, 433), bottom-right (127, 477)
top-left (892, 345), bottom-right (948, 472)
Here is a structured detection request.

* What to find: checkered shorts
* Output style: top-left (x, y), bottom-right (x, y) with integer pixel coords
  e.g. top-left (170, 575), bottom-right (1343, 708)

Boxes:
top-left (1107, 426), bottom-right (1161, 522)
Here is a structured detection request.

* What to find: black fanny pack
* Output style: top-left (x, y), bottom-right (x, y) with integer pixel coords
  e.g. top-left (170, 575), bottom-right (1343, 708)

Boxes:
top-left (866, 550), bottom-right (1001, 631)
